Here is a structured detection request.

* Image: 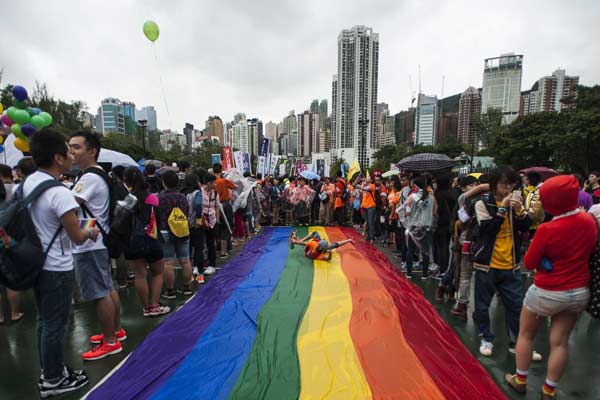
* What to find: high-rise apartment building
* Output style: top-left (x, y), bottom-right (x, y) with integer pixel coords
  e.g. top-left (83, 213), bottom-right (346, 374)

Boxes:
top-left (394, 108), bottom-right (416, 144)
top-left (95, 98), bottom-right (125, 134)
top-left (247, 118), bottom-right (263, 156)
top-left (414, 94), bottom-right (438, 145)
top-left (283, 111), bottom-right (298, 156)
top-left (520, 69), bottom-right (579, 115)
top-left (318, 100), bottom-right (328, 130)
top-left (332, 25), bottom-right (379, 167)
top-left (183, 123), bottom-right (194, 152)
top-left (231, 120), bottom-right (248, 152)
top-left (205, 116), bottom-right (224, 144)
top-left (297, 111), bottom-right (320, 157)
top-left (135, 106), bottom-right (158, 131)
top-left (331, 75), bottom-right (338, 149)
top-left (457, 86), bottom-right (482, 147)
top-left (122, 102), bottom-right (137, 134)
top-left (375, 103), bottom-right (389, 149)
top-left (481, 53), bottom-right (523, 124)
top-left (383, 115), bottom-right (396, 146)
top-left (310, 100), bottom-right (319, 113)
top-left (437, 112), bottom-right (458, 145)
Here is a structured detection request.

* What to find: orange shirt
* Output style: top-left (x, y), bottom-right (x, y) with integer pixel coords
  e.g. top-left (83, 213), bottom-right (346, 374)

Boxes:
top-left (304, 239), bottom-right (325, 259)
top-left (334, 178), bottom-right (347, 209)
top-left (361, 184), bottom-right (376, 209)
top-left (215, 177), bottom-right (235, 202)
top-left (388, 190), bottom-right (399, 220)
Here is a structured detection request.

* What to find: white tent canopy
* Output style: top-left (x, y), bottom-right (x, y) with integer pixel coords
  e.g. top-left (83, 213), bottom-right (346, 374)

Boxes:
top-left (1, 134), bottom-right (138, 168)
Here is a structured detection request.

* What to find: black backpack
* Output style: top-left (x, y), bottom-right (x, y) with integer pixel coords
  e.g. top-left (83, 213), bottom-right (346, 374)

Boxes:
top-left (0, 178), bottom-right (64, 290)
top-left (76, 167), bottom-right (129, 258)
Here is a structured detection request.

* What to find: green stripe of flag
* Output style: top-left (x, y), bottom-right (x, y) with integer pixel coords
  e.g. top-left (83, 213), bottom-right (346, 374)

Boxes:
top-left (229, 226), bottom-right (313, 400)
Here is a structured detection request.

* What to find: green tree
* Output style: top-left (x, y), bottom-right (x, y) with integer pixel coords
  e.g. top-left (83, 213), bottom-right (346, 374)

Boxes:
top-left (477, 107), bottom-right (503, 149)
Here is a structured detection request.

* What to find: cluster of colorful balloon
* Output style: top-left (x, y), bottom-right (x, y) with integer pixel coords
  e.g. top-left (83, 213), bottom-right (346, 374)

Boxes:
top-left (0, 86), bottom-right (53, 153)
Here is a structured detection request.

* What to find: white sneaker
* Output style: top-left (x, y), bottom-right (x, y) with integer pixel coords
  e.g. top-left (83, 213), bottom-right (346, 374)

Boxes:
top-left (192, 267), bottom-right (199, 276)
top-left (204, 266), bottom-right (216, 275)
top-left (479, 339), bottom-right (494, 357)
top-left (509, 347), bottom-right (543, 361)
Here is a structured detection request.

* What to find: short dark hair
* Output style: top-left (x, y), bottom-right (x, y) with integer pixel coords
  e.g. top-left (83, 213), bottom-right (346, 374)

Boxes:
top-left (145, 163), bottom-right (156, 175)
top-left (213, 163), bottom-right (223, 174)
top-left (30, 128), bottom-right (69, 168)
top-left (161, 170), bottom-right (179, 189)
top-left (573, 173), bottom-right (585, 188)
top-left (590, 171), bottom-right (600, 177)
top-left (0, 164), bottom-right (13, 180)
top-left (257, 173), bottom-right (262, 179)
top-left (178, 160), bottom-right (190, 172)
top-left (112, 165), bottom-right (125, 181)
top-left (70, 131), bottom-right (101, 161)
top-left (489, 166), bottom-right (519, 193)
top-left (16, 157), bottom-right (37, 177)
top-left (526, 171), bottom-right (542, 186)
top-left (336, 170), bottom-right (342, 178)
top-left (243, 171), bottom-right (251, 178)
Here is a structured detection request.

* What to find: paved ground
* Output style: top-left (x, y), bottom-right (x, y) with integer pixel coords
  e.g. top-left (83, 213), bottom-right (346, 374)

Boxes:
top-left (0, 229), bottom-right (599, 399)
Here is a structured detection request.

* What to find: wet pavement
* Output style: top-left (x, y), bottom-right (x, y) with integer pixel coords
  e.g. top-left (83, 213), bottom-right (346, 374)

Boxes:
top-left (1, 230), bottom-right (599, 400)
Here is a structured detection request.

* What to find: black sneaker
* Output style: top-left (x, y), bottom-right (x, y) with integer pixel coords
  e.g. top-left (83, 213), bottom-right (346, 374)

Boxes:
top-left (161, 289), bottom-right (177, 300)
top-left (177, 286), bottom-right (193, 296)
top-left (39, 366), bottom-right (86, 389)
top-left (39, 369), bottom-right (88, 398)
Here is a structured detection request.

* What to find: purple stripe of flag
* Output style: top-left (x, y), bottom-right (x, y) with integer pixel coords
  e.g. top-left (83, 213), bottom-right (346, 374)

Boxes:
top-left (87, 229), bottom-right (274, 400)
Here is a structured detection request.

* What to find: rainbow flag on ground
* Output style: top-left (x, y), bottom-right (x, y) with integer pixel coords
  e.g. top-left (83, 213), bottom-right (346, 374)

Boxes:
top-left (86, 227), bottom-right (506, 400)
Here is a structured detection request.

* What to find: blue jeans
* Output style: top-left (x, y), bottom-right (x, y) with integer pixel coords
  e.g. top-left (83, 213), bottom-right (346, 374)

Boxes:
top-left (34, 270), bottom-right (75, 380)
top-left (364, 207), bottom-right (376, 241)
top-left (406, 231), bottom-right (431, 276)
top-left (474, 268), bottom-right (524, 344)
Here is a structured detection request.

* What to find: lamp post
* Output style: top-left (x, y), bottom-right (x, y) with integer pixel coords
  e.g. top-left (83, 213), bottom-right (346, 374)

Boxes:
top-left (138, 119), bottom-right (148, 155)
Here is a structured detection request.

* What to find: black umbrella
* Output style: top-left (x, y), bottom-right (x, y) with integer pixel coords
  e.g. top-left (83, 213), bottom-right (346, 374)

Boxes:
top-left (397, 153), bottom-right (455, 172)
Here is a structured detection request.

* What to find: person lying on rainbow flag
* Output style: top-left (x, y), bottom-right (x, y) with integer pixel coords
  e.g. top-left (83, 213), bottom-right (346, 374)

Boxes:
top-left (289, 230), bottom-right (354, 261)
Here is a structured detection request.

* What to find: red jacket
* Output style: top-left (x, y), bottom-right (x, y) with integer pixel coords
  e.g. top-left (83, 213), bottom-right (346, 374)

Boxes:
top-left (524, 175), bottom-right (597, 291)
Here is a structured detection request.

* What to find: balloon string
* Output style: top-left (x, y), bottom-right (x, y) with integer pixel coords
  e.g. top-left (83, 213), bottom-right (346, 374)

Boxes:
top-left (152, 43), bottom-right (173, 129)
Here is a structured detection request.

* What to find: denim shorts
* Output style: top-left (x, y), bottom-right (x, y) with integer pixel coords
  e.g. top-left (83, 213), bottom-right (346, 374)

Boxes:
top-left (161, 231), bottom-right (190, 260)
top-left (73, 249), bottom-right (113, 302)
top-left (524, 284), bottom-right (590, 317)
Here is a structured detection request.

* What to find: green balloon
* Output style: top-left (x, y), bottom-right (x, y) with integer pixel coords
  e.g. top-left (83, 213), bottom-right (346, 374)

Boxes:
top-left (7, 107), bottom-right (18, 122)
top-left (14, 109), bottom-right (31, 125)
top-left (12, 97), bottom-right (27, 109)
top-left (11, 123), bottom-right (26, 140)
top-left (31, 115), bottom-right (45, 129)
top-left (143, 20), bottom-right (160, 42)
top-left (39, 112), bottom-right (53, 126)
top-left (26, 107), bottom-right (36, 116)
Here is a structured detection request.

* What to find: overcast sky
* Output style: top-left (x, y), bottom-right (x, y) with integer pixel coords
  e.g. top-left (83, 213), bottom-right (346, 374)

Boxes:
top-left (2, 0), bottom-right (599, 131)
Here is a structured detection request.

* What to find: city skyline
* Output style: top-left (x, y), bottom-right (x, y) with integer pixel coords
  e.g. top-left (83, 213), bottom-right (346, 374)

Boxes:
top-left (1, 0), bottom-right (599, 132)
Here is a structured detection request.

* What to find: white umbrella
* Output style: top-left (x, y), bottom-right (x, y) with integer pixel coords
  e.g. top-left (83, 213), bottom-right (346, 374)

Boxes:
top-left (2, 134), bottom-right (24, 168)
top-left (98, 148), bottom-right (138, 167)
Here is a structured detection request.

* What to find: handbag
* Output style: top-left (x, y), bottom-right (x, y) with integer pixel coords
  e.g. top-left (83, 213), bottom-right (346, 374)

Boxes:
top-left (587, 214), bottom-right (600, 318)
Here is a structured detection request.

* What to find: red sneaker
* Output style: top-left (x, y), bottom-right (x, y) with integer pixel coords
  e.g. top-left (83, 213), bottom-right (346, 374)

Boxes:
top-left (89, 328), bottom-right (127, 344)
top-left (82, 341), bottom-right (122, 361)
top-left (196, 274), bottom-right (205, 284)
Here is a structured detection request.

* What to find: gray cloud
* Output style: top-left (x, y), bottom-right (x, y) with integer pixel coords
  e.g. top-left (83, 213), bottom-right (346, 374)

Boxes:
top-left (1, 0), bottom-right (599, 131)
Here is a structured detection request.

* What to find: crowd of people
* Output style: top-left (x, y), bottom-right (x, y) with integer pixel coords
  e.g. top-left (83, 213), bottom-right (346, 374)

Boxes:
top-left (0, 128), bottom-right (597, 399)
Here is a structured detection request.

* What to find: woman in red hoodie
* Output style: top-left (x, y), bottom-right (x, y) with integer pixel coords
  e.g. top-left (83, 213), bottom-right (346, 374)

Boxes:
top-left (506, 175), bottom-right (597, 399)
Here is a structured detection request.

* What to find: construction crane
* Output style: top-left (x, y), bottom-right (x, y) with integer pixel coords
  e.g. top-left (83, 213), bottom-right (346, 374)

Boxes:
top-left (409, 75), bottom-right (416, 108)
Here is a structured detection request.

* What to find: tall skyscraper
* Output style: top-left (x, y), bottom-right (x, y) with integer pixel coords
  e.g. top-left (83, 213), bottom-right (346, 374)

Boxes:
top-left (375, 103), bottom-right (389, 149)
top-left (265, 121), bottom-right (277, 140)
top-left (394, 108), bottom-right (416, 144)
top-left (205, 116), bottom-right (224, 144)
top-left (383, 115), bottom-right (396, 146)
top-left (247, 118), bottom-right (263, 156)
top-left (233, 113), bottom-right (247, 125)
top-left (520, 69), bottom-right (579, 115)
top-left (414, 94), bottom-right (438, 145)
top-left (481, 53), bottom-right (523, 124)
top-left (135, 106), bottom-right (158, 131)
top-left (318, 100), bottom-right (328, 130)
top-left (331, 75), bottom-right (338, 149)
top-left (457, 87), bottom-right (482, 147)
top-left (122, 102), bottom-right (137, 134)
top-left (297, 111), bottom-right (320, 157)
top-left (283, 111), bottom-right (298, 156)
top-left (231, 121), bottom-right (248, 152)
top-left (332, 25), bottom-right (379, 167)
top-left (95, 98), bottom-right (125, 134)
top-left (310, 100), bottom-right (319, 113)
top-left (183, 123), bottom-right (194, 152)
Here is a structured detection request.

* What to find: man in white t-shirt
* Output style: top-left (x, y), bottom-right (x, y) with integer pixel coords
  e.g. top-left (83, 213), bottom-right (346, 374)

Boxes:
top-left (26, 129), bottom-right (100, 398)
top-left (69, 132), bottom-right (125, 361)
